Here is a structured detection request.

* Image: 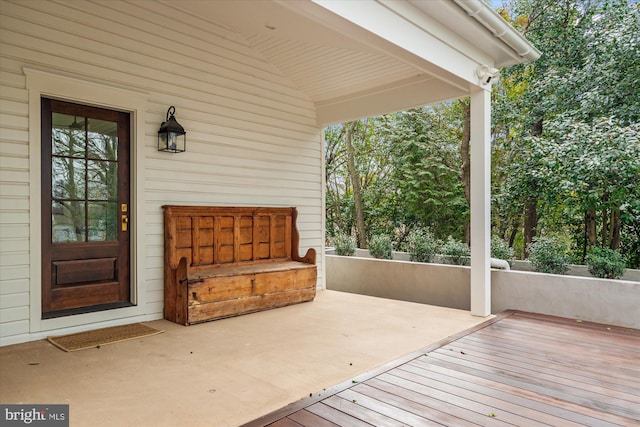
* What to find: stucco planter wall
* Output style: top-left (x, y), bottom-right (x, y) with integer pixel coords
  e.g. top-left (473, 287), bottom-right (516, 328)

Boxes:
top-left (491, 269), bottom-right (640, 328)
top-left (327, 255), bottom-right (471, 310)
top-left (326, 254), bottom-right (640, 329)
top-left (328, 248), bottom-right (640, 281)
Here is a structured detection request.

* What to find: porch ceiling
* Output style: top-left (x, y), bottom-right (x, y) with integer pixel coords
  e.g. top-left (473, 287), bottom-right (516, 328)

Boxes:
top-left (193, 1), bottom-right (426, 105)
top-left (172, 0), bottom-right (540, 126)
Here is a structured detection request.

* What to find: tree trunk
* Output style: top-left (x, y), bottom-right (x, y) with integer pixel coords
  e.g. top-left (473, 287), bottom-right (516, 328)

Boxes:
top-left (523, 197), bottom-right (537, 257)
top-left (459, 100), bottom-right (471, 244)
top-left (610, 208), bottom-right (621, 250)
top-left (345, 121), bottom-right (367, 248)
top-left (601, 206), bottom-right (609, 248)
top-left (326, 190), bottom-right (343, 233)
top-left (523, 118), bottom-right (543, 258)
top-left (586, 205), bottom-right (597, 248)
top-left (508, 217), bottom-right (520, 248)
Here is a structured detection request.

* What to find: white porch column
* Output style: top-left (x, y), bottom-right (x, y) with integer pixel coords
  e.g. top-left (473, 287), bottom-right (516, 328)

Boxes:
top-left (470, 87), bottom-right (491, 317)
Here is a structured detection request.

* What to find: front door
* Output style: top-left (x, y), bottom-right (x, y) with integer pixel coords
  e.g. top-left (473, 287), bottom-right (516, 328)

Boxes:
top-left (41, 98), bottom-right (131, 317)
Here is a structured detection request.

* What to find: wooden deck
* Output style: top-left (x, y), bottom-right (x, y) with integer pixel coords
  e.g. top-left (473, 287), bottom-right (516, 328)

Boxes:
top-left (244, 311), bottom-right (640, 427)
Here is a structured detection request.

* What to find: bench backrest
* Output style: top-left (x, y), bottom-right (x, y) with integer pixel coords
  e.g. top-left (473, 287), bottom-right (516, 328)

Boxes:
top-left (163, 206), bottom-right (308, 270)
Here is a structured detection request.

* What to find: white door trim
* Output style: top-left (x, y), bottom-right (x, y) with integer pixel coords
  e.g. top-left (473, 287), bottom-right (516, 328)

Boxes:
top-left (25, 67), bottom-right (148, 333)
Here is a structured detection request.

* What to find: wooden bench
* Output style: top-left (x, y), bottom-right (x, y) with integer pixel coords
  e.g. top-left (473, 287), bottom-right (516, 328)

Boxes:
top-left (163, 206), bottom-right (317, 325)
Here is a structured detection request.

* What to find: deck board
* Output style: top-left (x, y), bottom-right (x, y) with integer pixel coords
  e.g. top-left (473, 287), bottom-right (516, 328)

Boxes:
top-left (451, 337), bottom-right (640, 389)
top-left (287, 410), bottom-right (339, 427)
top-left (305, 402), bottom-right (373, 426)
top-left (407, 359), bottom-right (630, 426)
top-left (269, 419), bottom-right (303, 427)
top-left (243, 311), bottom-right (640, 427)
top-left (350, 382), bottom-right (481, 427)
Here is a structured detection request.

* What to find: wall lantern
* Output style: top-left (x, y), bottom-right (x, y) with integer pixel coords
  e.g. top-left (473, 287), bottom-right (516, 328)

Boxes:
top-left (158, 106), bottom-right (186, 153)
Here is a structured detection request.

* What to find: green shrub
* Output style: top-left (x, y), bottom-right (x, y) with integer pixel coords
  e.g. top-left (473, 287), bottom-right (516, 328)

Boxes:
top-left (408, 229), bottom-right (439, 263)
top-left (491, 236), bottom-right (514, 266)
top-left (368, 234), bottom-right (393, 259)
top-left (527, 236), bottom-right (571, 275)
top-left (586, 247), bottom-right (626, 279)
top-left (440, 236), bottom-right (470, 266)
top-left (333, 232), bottom-right (356, 256)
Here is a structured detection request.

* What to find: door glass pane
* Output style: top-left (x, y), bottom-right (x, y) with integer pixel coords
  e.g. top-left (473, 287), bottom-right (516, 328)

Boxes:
top-left (52, 157), bottom-right (86, 199)
top-left (49, 107), bottom-right (122, 244)
top-left (52, 113), bottom-right (85, 157)
top-left (88, 202), bottom-right (118, 241)
top-left (88, 118), bottom-right (118, 161)
top-left (87, 160), bottom-right (117, 201)
top-left (52, 201), bottom-right (86, 242)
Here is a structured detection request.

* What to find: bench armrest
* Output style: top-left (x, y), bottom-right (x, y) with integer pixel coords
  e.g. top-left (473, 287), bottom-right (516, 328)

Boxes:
top-left (294, 247), bottom-right (316, 265)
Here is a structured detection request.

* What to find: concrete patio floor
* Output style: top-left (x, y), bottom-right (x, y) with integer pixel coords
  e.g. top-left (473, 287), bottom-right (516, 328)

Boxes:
top-left (0, 290), bottom-right (489, 426)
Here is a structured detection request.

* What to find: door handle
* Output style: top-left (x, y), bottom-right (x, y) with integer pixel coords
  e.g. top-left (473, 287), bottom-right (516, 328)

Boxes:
top-left (121, 214), bottom-right (129, 232)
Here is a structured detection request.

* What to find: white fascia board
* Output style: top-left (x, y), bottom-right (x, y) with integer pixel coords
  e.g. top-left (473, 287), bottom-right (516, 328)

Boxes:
top-left (316, 76), bottom-right (466, 126)
top-left (380, 0), bottom-right (496, 68)
top-left (311, 0), bottom-right (484, 87)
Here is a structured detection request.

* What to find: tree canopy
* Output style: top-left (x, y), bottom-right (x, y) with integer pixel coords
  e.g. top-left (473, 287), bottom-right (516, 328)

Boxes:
top-left (325, 0), bottom-right (640, 268)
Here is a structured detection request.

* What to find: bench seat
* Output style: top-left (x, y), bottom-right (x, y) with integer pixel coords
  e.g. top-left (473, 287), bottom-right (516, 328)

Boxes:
top-left (163, 206), bottom-right (317, 325)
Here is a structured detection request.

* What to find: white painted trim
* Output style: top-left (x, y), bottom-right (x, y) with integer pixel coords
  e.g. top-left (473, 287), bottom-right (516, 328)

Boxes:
top-left (469, 87), bottom-right (491, 317)
top-left (24, 67), bottom-right (149, 333)
top-left (316, 75), bottom-right (466, 126)
top-left (320, 130), bottom-right (327, 290)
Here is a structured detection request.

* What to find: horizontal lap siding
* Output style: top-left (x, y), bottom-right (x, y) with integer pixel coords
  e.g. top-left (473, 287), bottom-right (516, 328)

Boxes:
top-left (0, 0), bottom-right (323, 343)
top-left (0, 29), bottom-right (30, 341)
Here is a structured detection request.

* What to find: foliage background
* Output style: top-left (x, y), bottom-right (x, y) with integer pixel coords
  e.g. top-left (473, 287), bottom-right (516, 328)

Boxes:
top-left (325, 0), bottom-right (640, 268)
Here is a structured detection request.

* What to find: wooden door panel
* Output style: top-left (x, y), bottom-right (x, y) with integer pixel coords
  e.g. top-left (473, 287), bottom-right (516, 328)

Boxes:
top-left (42, 98), bottom-right (130, 316)
top-left (50, 283), bottom-right (121, 312)
top-left (50, 242), bottom-right (119, 261)
top-left (53, 258), bottom-right (117, 285)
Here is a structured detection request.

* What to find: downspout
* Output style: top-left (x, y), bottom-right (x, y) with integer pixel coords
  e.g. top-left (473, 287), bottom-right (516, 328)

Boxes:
top-left (452, 0), bottom-right (541, 61)
top-left (491, 258), bottom-right (510, 270)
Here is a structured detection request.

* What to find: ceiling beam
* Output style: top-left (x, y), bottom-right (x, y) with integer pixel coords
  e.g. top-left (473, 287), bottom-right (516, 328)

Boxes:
top-left (316, 75), bottom-right (466, 126)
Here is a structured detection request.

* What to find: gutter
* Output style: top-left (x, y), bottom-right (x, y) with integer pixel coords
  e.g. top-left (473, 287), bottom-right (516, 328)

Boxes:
top-left (452, 0), bottom-right (541, 63)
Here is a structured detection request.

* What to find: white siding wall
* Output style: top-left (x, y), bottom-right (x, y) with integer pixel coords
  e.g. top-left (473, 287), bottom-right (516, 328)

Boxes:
top-left (0, 0), bottom-right (324, 345)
